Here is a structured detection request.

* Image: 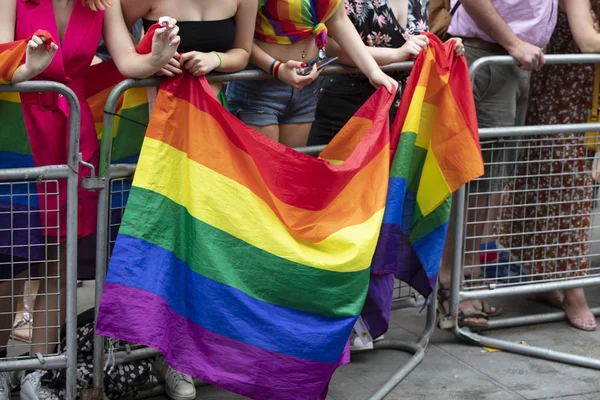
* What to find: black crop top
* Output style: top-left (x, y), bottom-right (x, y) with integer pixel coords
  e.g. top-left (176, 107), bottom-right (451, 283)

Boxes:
top-left (142, 18), bottom-right (236, 54)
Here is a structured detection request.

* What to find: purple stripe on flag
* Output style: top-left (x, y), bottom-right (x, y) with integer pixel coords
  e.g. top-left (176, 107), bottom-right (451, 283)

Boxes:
top-left (371, 223), bottom-right (434, 298)
top-left (97, 283), bottom-right (348, 400)
top-left (360, 273), bottom-right (394, 339)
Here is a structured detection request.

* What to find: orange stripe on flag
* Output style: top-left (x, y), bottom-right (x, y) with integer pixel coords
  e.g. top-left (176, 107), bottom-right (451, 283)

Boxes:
top-left (145, 92), bottom-right (390, 243)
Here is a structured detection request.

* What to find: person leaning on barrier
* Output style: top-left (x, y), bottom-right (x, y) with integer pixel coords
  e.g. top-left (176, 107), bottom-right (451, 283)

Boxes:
top-left (436, 0), bottom-right (558, 329)
top-left (0, 1), bottom-right (180, 398)
top-left (121, 0), bottom-right (258, 110)
top-left (225, 0), bottom-right (397, 148)
top-left (496, 0), bottom-right (600, 332)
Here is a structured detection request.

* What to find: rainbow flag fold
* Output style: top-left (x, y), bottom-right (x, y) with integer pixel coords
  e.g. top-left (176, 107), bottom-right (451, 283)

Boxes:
top-left (97, 73), bottom-right (396, 399)
top-left (371, 33), bottom-right (483, 300)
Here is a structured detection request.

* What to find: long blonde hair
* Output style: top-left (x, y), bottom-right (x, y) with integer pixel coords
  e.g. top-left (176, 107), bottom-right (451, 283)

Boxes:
top-left (23, 0), bottom-right (112, 11)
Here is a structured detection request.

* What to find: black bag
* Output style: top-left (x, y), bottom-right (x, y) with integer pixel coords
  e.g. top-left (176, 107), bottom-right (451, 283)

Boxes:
top-left (41, 308), bottom-right (158, 400)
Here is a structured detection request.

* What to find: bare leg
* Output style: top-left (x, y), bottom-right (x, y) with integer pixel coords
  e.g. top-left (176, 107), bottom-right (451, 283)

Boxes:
top-left (0, 273), bottom-right (28, 353)
top-left (30, 243), bottom-right (66, 355)
top-left (250, 124), bottom-right (279, 143)
top-left (279, 123), bottom-right (313, 148)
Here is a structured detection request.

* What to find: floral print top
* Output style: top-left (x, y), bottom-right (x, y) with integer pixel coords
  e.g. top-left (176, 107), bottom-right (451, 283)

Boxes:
top-left (344, 0), bottom-right (429, 48)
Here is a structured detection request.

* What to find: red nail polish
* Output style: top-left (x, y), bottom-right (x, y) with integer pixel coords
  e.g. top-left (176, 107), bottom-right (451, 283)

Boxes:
top-left (301, 63), bottom-right (307, 67)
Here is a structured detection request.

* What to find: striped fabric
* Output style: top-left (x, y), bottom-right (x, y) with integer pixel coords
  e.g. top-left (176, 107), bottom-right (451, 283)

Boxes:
top-left (96, 70), bottom-right (397, 399)
top-left (255, 0), bottom-right (341, 48)
top-left (86, 60), bottom-right (149, 165)
top-left (371, 32), bottom-right (484, 298)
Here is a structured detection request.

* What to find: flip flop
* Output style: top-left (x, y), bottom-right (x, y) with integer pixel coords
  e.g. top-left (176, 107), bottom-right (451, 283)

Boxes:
top-left (437, 282), bottom-right (499, 329)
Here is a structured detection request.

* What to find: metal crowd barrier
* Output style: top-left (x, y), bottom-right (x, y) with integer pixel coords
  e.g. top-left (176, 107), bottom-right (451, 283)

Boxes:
top-left (90, 61), bottom-right (439, 400)
top-left (440, 54), bottom-right (600, 369)
top-left (0, 82), bottom-right (80, 398)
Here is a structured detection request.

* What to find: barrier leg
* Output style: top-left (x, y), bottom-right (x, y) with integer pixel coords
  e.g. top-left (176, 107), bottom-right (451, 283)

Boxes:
top-left (365, 286), bottom-right (437, 400)
top-left (65, 85), bottom-right (81, 400)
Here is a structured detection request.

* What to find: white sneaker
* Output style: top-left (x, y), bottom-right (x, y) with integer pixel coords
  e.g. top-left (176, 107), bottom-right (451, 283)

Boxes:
top-left (0, 372), bottom-right (10, 400)
top-left (164, 365), bottom-right (196, 400)
top-left (350, 334), bottom-right (384, 352)
top-left (154, 356), bottom-right (197, 400)
top-left (20, 371), bottom-right (58, 400)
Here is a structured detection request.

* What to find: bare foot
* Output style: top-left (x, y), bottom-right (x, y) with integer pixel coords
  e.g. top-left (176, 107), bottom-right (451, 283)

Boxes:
top-left (563, 289), bottom-right (596, 331)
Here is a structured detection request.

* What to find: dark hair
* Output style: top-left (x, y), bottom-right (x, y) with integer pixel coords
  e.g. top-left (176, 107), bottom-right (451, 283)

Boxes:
top-left (593, 0), bottom-right (600, 20)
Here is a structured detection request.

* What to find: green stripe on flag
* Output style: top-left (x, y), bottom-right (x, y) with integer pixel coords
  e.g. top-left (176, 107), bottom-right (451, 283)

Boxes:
top-left (120, 186), bottom-right (370, 318)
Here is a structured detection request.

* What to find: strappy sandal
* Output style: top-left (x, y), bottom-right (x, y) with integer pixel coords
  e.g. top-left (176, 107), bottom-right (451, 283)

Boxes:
top-left (437, 282), bottom-right (501, 329)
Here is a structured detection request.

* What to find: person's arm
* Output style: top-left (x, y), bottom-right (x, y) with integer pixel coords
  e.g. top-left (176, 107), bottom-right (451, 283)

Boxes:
top-left (103, 3), bottom-right (180, 79)
top-left (249, 41), bottom-right (321, 90)
top-left (325, 5), bottom-right (396, 91)
top-left (120, 0), bottom-right (152, 29)
top-left (562, 0), bottom-right (600, 53)
top-left (0, 0), bottom-right (58, 83)
top-left (120, 0), bottom-right (181, 76)
top-left (326, 35), bottom-right (429, 66)
top-left (179, 0), bottom-right (258, 75)
top-left (459, 0), bottom-right (545, 70)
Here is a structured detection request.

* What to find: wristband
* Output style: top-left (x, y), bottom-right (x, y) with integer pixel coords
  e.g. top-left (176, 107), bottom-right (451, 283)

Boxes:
top-left (270, 59), bottom-right (282, 79)
top-left (212, 51), bottom-right (223, 69)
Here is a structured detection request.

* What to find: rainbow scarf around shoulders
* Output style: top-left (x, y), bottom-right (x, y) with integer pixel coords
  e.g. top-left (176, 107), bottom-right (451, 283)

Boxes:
top-left (0, 30), bottom-right (55, 260)
top-left (96, 67), bottom-right (396, 399)
top-left (255, 0), bottom-right (341, 48)
top-left (371, 32), bottom-right (483, 302)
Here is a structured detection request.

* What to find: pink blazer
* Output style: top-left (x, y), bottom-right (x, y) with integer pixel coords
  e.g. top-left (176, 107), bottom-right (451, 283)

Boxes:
top-left (16, 0), bottom-right (104, 240)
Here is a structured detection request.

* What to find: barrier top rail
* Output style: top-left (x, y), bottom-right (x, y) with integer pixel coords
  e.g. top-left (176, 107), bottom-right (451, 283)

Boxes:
top-left (99, 61), bottom-right (414, 177)
top-left (469, 53), bottom-right (600, 82)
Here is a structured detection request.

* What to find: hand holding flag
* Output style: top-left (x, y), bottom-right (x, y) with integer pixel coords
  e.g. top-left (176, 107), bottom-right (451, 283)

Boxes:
top-left (21, 35), bottom-right (58, 81)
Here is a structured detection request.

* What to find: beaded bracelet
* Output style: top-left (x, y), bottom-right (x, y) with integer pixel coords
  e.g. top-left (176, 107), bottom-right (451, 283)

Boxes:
top-left (212, 51), bottom-right (223, 69)
top-left (269, 59), bottom-right (282, 79)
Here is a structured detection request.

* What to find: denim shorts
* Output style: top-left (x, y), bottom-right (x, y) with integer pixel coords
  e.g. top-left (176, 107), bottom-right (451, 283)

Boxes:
top-left (226, 71), bottom-right (322, 127)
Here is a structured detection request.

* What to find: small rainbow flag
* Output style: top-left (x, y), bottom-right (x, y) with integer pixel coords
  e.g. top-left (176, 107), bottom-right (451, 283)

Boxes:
top-left (85, 60), bottom-right (149, 165)
top-left (0, 31), bottom-right (55, 260)
top-left (96, 72), bottom-right (396, 399)
top-left (85, 60), bottom-right (149, 221)
top-left (371, 33), bottom-right (483, 301)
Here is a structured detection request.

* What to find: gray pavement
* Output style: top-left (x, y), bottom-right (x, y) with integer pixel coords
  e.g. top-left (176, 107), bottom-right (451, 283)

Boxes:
top-left (74, 282), bottom-right (600, 400)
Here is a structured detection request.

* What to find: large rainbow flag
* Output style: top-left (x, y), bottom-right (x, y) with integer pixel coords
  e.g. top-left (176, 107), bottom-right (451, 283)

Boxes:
top-left (96, 71), bottom-right (396, 399)
top-left (0, 31), bottom-right (55, 261)
top-left (369, 33), bottom-right (483, 322)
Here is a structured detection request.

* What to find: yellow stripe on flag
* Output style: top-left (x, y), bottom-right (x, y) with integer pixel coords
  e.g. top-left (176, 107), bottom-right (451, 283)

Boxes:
top-left (134, 137), bottom-right (384, 273)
